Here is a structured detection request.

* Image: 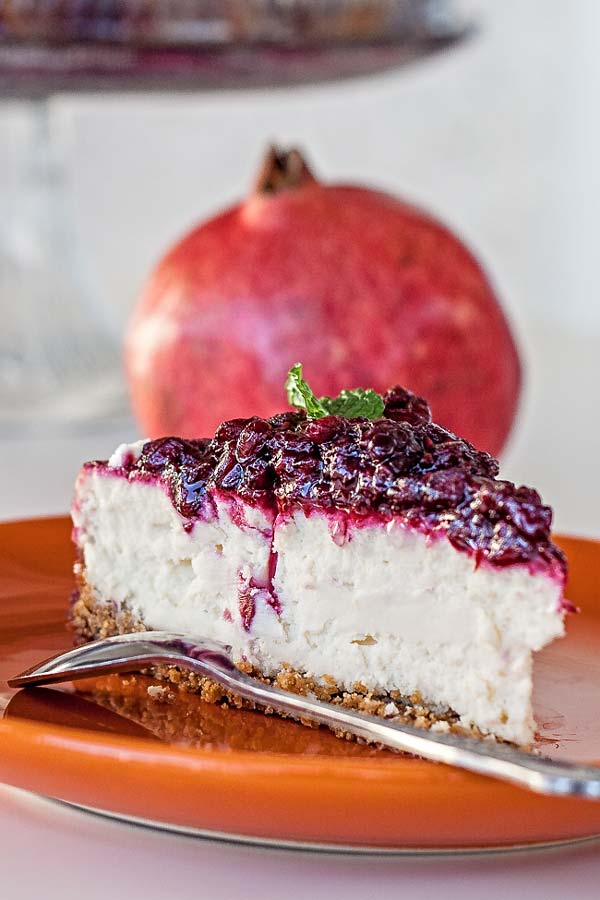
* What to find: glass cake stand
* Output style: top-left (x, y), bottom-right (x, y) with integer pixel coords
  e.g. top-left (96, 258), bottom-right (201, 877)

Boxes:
top-left (0, 0), bottom-right (471, 432)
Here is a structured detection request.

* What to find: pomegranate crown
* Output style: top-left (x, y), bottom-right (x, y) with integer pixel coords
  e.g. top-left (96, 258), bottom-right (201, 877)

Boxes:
top-left (254, 146), bottom-right (316, 194)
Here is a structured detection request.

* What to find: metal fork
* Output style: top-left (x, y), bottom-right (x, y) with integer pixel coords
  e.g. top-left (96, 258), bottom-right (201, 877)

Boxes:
top-left (9, 630), bottom-right (600, 800)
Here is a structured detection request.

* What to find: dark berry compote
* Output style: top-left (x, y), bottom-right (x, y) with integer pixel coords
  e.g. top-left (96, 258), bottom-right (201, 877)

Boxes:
top-left (100, 385), bottom-right (566, 582)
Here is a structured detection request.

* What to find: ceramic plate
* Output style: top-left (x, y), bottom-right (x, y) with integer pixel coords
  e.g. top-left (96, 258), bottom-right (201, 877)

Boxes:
top-left (2, 516), bottom-right (600, 852)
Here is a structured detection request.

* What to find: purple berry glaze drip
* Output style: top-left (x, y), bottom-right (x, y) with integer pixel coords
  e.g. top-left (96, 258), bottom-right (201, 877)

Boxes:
top-left (112, 386), bottom-right (566, 579)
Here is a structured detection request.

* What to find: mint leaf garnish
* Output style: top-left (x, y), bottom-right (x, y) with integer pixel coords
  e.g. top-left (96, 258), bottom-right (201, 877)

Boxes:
top-left (285, 363), bottom-right (385, 420)
top-left (323, 388), bottom-right (385, 419)
top-left (285, 363), bottom-right (329, 418)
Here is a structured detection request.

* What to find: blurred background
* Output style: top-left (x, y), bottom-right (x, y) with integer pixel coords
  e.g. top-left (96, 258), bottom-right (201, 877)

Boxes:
top-left (0, 0), bottom-right (598, 538)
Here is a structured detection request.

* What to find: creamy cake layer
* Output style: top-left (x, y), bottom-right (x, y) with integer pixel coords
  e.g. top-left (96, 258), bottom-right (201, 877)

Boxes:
top-left (73, 463), bottom-right (565, 744)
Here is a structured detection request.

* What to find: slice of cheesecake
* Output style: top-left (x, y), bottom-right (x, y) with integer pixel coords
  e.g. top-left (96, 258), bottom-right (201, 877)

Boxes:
top-left (71, 371), bottom-right (569, 746)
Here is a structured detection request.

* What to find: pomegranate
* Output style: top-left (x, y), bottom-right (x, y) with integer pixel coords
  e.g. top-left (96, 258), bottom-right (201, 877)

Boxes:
top-left (126, 146), bottom-right (521, 455)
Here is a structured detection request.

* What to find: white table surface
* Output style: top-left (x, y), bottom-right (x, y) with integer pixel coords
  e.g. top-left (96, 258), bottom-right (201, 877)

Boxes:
top-left (2, 410), bottom-right (600, 899)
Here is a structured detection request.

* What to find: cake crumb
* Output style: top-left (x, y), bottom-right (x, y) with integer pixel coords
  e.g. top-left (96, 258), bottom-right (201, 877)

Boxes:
top-left (147, 685), bottom-right (172, 701)
top-left (430, 720), bottom-right (450, 733)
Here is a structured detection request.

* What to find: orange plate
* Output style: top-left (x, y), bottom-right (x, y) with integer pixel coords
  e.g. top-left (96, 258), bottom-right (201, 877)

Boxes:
top-left (2, 516), bottom-right (600, 851)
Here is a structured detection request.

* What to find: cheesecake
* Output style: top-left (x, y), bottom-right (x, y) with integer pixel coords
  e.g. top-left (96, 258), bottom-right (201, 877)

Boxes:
top-left (71, 368), bottom-right (569, 746)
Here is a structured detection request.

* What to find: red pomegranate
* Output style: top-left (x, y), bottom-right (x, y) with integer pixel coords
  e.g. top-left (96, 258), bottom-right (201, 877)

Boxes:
top-left (126, 147), bottom-right (521, 455)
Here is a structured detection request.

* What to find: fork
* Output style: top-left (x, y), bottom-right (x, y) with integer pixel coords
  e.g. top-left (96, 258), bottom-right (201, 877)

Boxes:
top-left (9, 630), bottom-right (600, 800)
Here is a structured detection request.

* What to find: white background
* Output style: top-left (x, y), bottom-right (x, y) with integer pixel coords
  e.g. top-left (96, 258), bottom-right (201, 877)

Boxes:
top-left (2, 0), bottom-right (600, 535)
top-left (2, 1), bottom-right (600, 897)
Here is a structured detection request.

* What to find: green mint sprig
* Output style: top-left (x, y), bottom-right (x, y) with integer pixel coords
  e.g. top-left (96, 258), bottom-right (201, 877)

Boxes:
top-left (285, 363), bottom-right (385, 421)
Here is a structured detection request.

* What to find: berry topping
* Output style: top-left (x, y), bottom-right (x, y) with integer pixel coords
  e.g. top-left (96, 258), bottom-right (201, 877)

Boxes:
top-left (383, 385), bottom-right (432, 427)
top-left (118, 382), bottom-right (563, 577)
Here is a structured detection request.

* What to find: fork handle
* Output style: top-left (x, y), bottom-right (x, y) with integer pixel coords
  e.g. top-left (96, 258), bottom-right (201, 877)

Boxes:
top-left (9, 631), bottom-right (600, 800)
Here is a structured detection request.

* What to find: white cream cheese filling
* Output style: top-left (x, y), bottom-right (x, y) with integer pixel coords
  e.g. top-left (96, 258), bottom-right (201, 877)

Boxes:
top-left (72, 458), bottom-right (565, 745)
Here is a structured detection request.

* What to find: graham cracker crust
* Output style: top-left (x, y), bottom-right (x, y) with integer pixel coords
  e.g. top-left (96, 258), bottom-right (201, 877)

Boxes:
top-left (78, 673), bottom-right (406, 757)
top-left (70, 568), bottom-right (466, 741)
